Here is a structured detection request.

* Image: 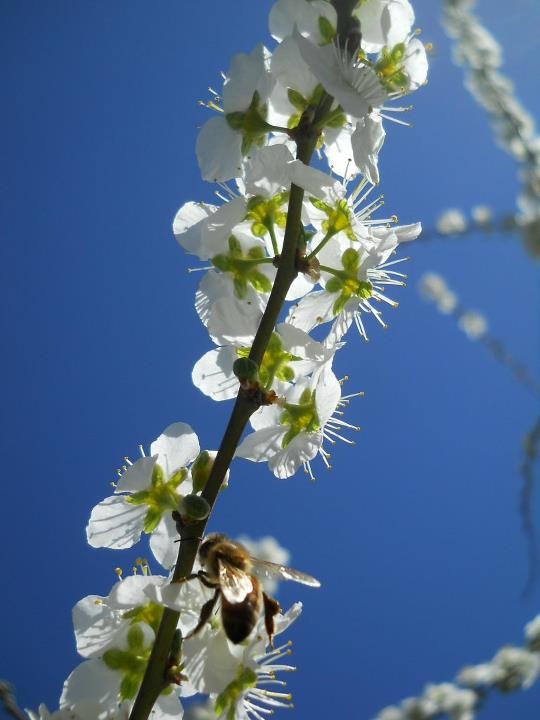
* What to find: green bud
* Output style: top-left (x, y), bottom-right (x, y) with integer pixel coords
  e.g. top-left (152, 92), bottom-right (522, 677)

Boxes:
top-left (178, 494), bottom-right (211, 522)
top-left (191, 450), bottom-right (212, 493)
top-left (233, 357), bottom-right (259, 382)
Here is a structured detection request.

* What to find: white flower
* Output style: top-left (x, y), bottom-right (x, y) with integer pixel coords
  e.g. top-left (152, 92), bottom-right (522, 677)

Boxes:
top-left (173, 197), bottom-right (247, 261)
top-left (289, 231), bottom-right (406, 342)
top-left (192, 322), bottom-right (341, 402)
top-left (269, 0), bottom-right (337, 45)
top-left (195, 270), bottom-right (267, 347)
top-left (237, 364), bottom-right (359, 479)
top-left (353, 0), bottom-right (415, 54)
top-left (86, 423), bottom-right (198, 551)
top-left (181, 602), bottom-right (301, 717)
top-left (196, 46), bottom-right (275, 182)
top-left (61, 624), bottom-right (183, 719)
top-left (295, 30), bottom-right (388, 121)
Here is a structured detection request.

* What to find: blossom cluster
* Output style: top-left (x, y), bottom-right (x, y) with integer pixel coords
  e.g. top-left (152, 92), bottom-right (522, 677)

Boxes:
top-left (373, 614), bottom-right (540, 720)
top-left (442, 0), bottom-right (540, 258)
top-left (419, 272), bottom-right (487, 340)
top-left (27, 2), bottom-right (430, 719)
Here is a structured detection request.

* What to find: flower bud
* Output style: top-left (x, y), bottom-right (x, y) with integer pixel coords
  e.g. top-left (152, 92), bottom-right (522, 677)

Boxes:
top-left (233, 357), bottom-right (259, 383)
top-left (178, 493), bottom-right (211, 522)
top-left (191, 450), bottom-right (213, 493)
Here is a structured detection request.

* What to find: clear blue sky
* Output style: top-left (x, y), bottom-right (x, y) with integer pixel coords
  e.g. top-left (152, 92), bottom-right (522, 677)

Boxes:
top-left (1, 1), bottom-right (539, 718)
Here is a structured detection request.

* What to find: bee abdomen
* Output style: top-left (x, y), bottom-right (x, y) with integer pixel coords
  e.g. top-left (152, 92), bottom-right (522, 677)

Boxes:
top-left (221, 581), bottom-right (261, 644)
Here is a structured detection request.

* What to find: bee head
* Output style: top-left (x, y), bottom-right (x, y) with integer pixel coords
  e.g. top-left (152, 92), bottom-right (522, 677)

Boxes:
top-left (199, 533), bottom-right (227, 564)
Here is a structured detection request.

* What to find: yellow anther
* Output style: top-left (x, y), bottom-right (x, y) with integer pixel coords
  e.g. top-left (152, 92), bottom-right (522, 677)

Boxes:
top-left (115, 568), bottom-right (123, 578)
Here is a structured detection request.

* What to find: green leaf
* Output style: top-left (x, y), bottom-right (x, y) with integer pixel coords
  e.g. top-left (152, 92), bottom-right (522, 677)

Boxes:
top-left (341, 248), bottom-right (359, 272)
top-left (318, 16), bottom-right (336, 44)
top-left (325, 277), bottom-right (342, 294)
top-left (143, 506), bottom-right (162, 534)
top-left (287, 88), bottom-right (307, 111)
top-left (250, 271), bottom-right (272, 294)
top-left (120, 674), bottom-right (140, 700)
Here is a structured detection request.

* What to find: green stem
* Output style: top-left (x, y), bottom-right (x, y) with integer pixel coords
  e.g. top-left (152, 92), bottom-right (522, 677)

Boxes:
top-left (318, 263), bottom-right (343, 277)
top-left (268, 224), bottom-right (280, 256)
top-left (307, 230), bottom-right (335, 260)
top-left (128, 22), bottom-right (349, 720)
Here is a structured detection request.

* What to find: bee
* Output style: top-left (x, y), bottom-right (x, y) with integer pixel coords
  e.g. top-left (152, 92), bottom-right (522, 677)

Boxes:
top-left (182, 533), bottom-right (320, 646)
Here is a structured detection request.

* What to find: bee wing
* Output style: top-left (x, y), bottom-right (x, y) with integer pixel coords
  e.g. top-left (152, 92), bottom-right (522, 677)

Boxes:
top-left (218, 559), bottom-right (254, 603)
top-left (250, 558), bottom-right (321, 587)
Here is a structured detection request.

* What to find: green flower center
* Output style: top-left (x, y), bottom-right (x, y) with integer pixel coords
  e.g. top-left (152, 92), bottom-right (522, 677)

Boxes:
top-left (324, 248), bottom-right (373, 314)
top-left (246, 193), bottom-right (288, 239)
top-left (309, 197), bottom-right (356, 241)
top-left (126, 463), bottom-right (186, 533)
top-left (214, 665), bottom-right (258, 720)
top-left (102, 624), bottom-right (153, 701)
top-left (237, 332), bottom-right (302, 388)
top-left (212, 235), bottom-right (272, 299)
top-left (226, 91), bottom-right (271, 156)
top-left (280, 388), bottom-right (320, 448)
top-left (122, 602), bottom-right (164, 635)
top-left (375, 43), bottom-right (410, 92)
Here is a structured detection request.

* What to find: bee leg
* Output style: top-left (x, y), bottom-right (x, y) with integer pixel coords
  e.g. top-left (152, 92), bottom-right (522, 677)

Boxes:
top-left (185, 588), bottom-right (220, 640)
top-left (170, 570), bottom-right (211, 586)
top-left (262, 592), bottom-right (281, 648)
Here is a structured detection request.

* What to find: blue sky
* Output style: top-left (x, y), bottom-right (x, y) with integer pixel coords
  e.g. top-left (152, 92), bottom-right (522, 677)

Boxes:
top-left (1, 1), bottom-right (539, 718)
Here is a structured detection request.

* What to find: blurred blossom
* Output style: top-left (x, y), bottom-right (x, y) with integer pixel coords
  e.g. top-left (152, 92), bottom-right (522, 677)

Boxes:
top-left (525, 615), bottom-right (540, 652)
top-left (442, 0), bottom-right (540, 258)
top-left (458, 311), bottom-right (487, 340)
top-left (435, 209), bottom-right (467, 235)
top-left (458, 647), bottom-right (540, 692)
top-left (235, 534), bottom-right (291, 594)
top-left (471, 205), bottom-right (492, 226)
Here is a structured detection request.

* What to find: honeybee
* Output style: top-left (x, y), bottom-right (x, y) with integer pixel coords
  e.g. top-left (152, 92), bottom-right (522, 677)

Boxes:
top-left (182, 533), bottom-right (320, 645)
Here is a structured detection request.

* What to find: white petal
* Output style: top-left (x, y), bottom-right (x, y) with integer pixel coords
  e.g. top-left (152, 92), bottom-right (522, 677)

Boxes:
top-left (150, 422), bottom-right (200, 478)
top-left (192, 347), bottom-right (240, 402)
top-left (268, 432), bottom-right (321, 478)
top-left (236, 425), bottom-right (286, 462)
top-left (60, 659), bottom-right (120, 710)
top-left (207, 295), bottom-right (264, 346)
top-left (295, 31), bottom-right (387, 119)
top-left (172, 201), bottom-right (217, 258)
top-left (150, 513), bottom-right (180, 571)
top-left (200, 196), bottom-right (247, 260)
top-left (313, 365), bottom-right (341, 425)
top-left (223, 45), bottom-right (274, 113)
top-left (182, 625), bottom-right (238, 695)
top-left (153, 694), bottom-right (184, 720)
top-left (115, 456), bottom-right (157, 494)
top-left (86, 496), bottom-right (147, 550)
top-left (393, 221), bottom-right (422, 242)
top-left (351, 115), bottom-right (386, 185)
top-left (72, 595), bottom-right (122, 659)
top-left (196, 116), bottom-right (243, 182)
top-left (287, 290), bottom-right (337, 332)
top-left (270, 35), bottom-right (318, 99)
top-left (269, 0), bottom-right (337, 45)
top-left (285, 272), bottom-right (316, 301)
top-left (108, 575), bottom-right (165, 609)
